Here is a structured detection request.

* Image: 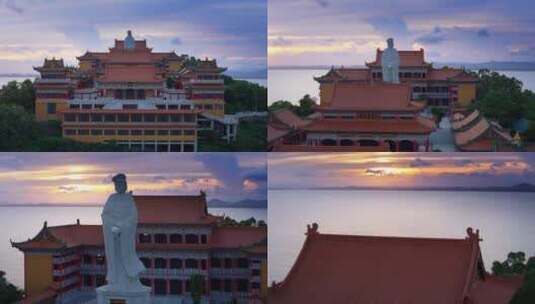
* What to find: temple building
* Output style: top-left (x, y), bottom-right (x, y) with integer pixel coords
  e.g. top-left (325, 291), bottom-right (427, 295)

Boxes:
top-left (33, 30), bottom-right (237, 151)
top-left (11, 193), bottom-right (267, 304)
top-left (269, 224), bottom-right (523, 304)
top-left (267, 38), bottom-right (486, 152)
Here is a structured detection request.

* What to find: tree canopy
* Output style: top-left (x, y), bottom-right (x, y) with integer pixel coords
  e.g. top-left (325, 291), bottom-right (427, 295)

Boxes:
top-left (492, 251), bottom-right (535, 303)
top-left (0, 271), bottom-right (23, 304)
top-left (268, 94), bottom-right (318, 117)
top-left (0, 80), bottom-right (35, 113)
top-left (223, 75), bottom-right (267, 114)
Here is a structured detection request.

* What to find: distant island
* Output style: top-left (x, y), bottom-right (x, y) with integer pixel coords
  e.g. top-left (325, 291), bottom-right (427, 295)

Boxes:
top-left (270, 183), bottom-right (535, 193)
top-left (269, 62), bottom-right (535, 71)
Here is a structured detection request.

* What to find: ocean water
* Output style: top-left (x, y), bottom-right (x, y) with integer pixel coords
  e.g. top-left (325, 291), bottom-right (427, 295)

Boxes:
top-left (0, 206), bottom-right (266, 289)
top-left (268, 189), bottom-right (535, 283)
top-left (268, 68), bottom-right (535, 105)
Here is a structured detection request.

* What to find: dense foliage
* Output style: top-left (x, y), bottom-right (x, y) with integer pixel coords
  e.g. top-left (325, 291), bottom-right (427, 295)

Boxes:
top-left (473, 70), bottom-right (535, 141)
top-left (198, 120), bottom-right (266, 152)
top-left (0, 271), bottom-right (23, 304)
top-left (220, 216), bottom-right (267, 227)
top-left (0, 80), bottom-right (35, 113)
top-left (491, 252), bottom-right (535, 303)
top-left (223, 75), bottom-right (267, 114)
top-left (268, 94), bottom-right (317, 117)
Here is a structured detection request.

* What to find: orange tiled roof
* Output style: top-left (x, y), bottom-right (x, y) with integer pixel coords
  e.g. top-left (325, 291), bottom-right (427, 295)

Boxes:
top-left (270, 226), bottom-right (490, 304)
top-left (134, 194), bottom-right (218, 225)
top-left (368, 49), bottom-right (429, 67)
top-left (271, 109), bottom-right (311, 128)
top-left (314, 67), bottom-right (370, 82)
top-left (428, 67), bottom-right (478, 82)
top-left (99, 65), bottom-right (162, 83)
top-left (469, 275), bottom-right (524, 304)
top-left (318, 83), bottom-right (425, 112)
top-left (451, 110), bottom-right (481, 131)
top-left (268, 125), bottom-right (291, 143)
top-left (303, 118), bottom-right (434, 134)
top-left (211, 226), bottom-right (267, 249)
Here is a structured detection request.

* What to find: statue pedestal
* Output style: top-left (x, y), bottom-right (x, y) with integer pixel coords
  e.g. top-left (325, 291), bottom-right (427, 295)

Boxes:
top-left (96, 285), bottom-right (151, 304)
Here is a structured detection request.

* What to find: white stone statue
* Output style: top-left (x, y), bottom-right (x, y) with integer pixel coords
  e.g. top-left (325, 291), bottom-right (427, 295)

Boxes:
top-left (97, 173), bottom-right (150, 304)
top-left (381, 38), bottom-right (400, 84)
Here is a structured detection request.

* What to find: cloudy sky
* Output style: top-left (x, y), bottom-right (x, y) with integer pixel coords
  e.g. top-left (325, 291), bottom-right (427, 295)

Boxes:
top-left (269, 152), bottom-right (535, 189)
top-left (269, 0), bottom-right (535, 66)
top-left (0, 0), bottom-right (266, 74)
top-left (0, 153), bottom-right (266, 205)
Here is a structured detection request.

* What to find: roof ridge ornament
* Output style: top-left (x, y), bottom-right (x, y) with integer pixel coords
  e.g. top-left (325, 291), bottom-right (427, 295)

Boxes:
top-left (306, 223), bottom-right (319, 235)
top-left (466, 227), bottom-right (482, 242)
top-left (125, 30), bottom-right (135, 50)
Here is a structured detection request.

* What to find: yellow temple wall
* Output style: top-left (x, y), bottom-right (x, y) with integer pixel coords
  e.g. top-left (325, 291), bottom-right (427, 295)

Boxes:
top-left (35, 99), bottom-right (68, 122)
top-left (319, 83), bottom-right (335, 106)
top-left (456, 83), bottom-right (476, 107)
top-left (64, 133), bottom-right (197, 143)
top-left (193, 99), bottom-right (225, 117)
top-left (261, 259), bottom-right (268, 299)
top-left (24, 254), bottom-right (53, 297)
top-left (78, 61), bottom-right (93, 71)
top-left (167, 62), bottom-right (183, 72)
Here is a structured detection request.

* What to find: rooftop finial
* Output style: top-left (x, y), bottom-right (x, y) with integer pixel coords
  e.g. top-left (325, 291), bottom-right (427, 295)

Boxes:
top-left (306, 223), bottom-right (319, 235)
top-left (125, 30), bottom-right (135, 50)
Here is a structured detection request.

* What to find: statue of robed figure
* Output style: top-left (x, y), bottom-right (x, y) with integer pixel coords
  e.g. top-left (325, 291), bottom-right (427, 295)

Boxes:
top-left (381, 38), bottom-right (400, 84)
top-left (101, 173), bottom-right (145, 291)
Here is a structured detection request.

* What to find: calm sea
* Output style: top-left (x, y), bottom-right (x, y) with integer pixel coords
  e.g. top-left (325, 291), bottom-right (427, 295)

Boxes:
top-left (268, 68), bottom-right (535, 105)
top-left (0, 206), bottom-right (266, 289)
top-left (268, 189), bottom-right (535, 283)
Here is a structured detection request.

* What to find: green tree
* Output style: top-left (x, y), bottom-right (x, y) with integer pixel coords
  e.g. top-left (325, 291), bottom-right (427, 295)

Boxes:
top-left (0, 271), bottom-right (23, 304)
top-left (492, 252), bottom-right (535, 303)
top-left (0, 104), bottom-right (39, 150)
top-left (166, 76), bottom-right (176, 89)
top-left (268, 100), bottom-right (295, 113)
top-left (297, 94), bottom-right (317, 117)
top-left (0, 79), bottom-right (35, 113)
top-left (190, 274), bottom-right (204, 304)
top-left (223, 75), bottom-right (267, 114)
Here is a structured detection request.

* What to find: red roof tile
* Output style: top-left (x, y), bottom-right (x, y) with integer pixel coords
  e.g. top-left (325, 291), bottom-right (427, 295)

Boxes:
top-left (99, 65), bottom-right (162, 83)
top-left (469, 275), bottom-right (524, 304)
top-left (368, 49), bottom-right (429, 67)
top-left (318, 83), bottom-right (424, 112)
top-left (134, 194), bottom-right (218, 225)
top-left (211, 226), bottom-right (267, 248)
top-left (303, 118), bottom-right (434, 134)
top-left (270, 226), bottom-right (489, 304)
top-left (271, 109), bottom-right (310, 128)
top-left (428, 68), bottom-right (478, 82)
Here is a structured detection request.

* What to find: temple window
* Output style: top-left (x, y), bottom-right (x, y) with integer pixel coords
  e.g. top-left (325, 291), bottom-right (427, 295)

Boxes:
top-left (211, 279), bottom-right (222, 291)
top-left (340, 139), bottom-right (353, 146)
top-left (252, 269), bottom-right (261, 276)
top-left (168, 105), bottom-right (178, 110)
top-left (144, 114), bottom-right (156, 122)
top-left (154, 258), bottom-right (167, 269)
top-left (131, 129), bottom-right (142, 136)
top-left (184, 130), bottom-right (195, 136)
top-left (185, 258), bottom-right (199, 269)
top-left (358, 140), bottom-right (379, 147)
top-left (82, 104), bottom-right (92, 109)
top-left (144, 130), bottom-right (155, 136)
top-left (96, 255), bottom-right (105, 265)
top-left (211, 258), bottom-right (221, 268)
top-left (65, 129), bottom-right (76, 136)
top-left (91, 114), bottom-right (103, 122)
top-left (185, 280), bottom-right (191, 293)
top-left (47, 103), bottom-right (56, 114)
top-left (237, 279), bottom-right (249, 292)
top-left (94, 104), bottom-right (104, 109)
top-left (79, 114), bottom-right (90, 122)
top-left (136, 89), bottom-right (145, 99)
top-left (96, 275), bottom-right (106, 287)
top-left (170, 258), bottom-right (183, 269)
top-left (154, 279), bottom-right (167, 295)
top-left (237, 258), bottom-right (249, 268)
top-left (184, 114), bottom-right (195, 123)
top-left (140, 257), bottom-right (152, 268)
top-left (185, 234), bottom-right (199, 244)
top-left (224, 279), bottom-right (232, 292)
top-left (157, 114), bottom-right (169, 122)
top-left (154, 233), bottom-right (168, 244)
top-left (183, 144), bottom-right (194, 152)
top-left (224, 258), bottom-right (233, 269)
top-left (170, 114), bottom-right (182, 122)
top-left (170, 233), bottom-right (183, 243)
top-left (156, 104), bottom-right (166, 110)
top-left (180, 105), bottom-right (191, 110)
top-left (91, 129), bottom-right (103, 136)
top-left (104, 114), bottom-right (116, 122)
top-left (157, 130), bottom-right (169, 136)
top-left (114, 90), bottom-right (123, 100)
top-left (140, 278), bottom-right (152, 288)
top-left (170, 279), bottom-right (183, 295)
top-left (83, 275), bottom-right (93, 287)
top-left (131, 114), bottom-right (142, 122)
top-left (200, 234), bottom-right (207, 244)
top-left (139, 233), bottom-right (151, 243)
top-left (118, 114), bottom-right (129, 122)
top-left (69, 104), bottom-right (80, 110)
top-left (170, 130), bottom-right (182, 136)
top-left (125, 89), bottom-right (135, 100)
top-left (201, 259), bottom-right (207, 270)
top-left (78, 129), bottom-right (90, 135)
top-left (251, 282), bottom-right (261, 289)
